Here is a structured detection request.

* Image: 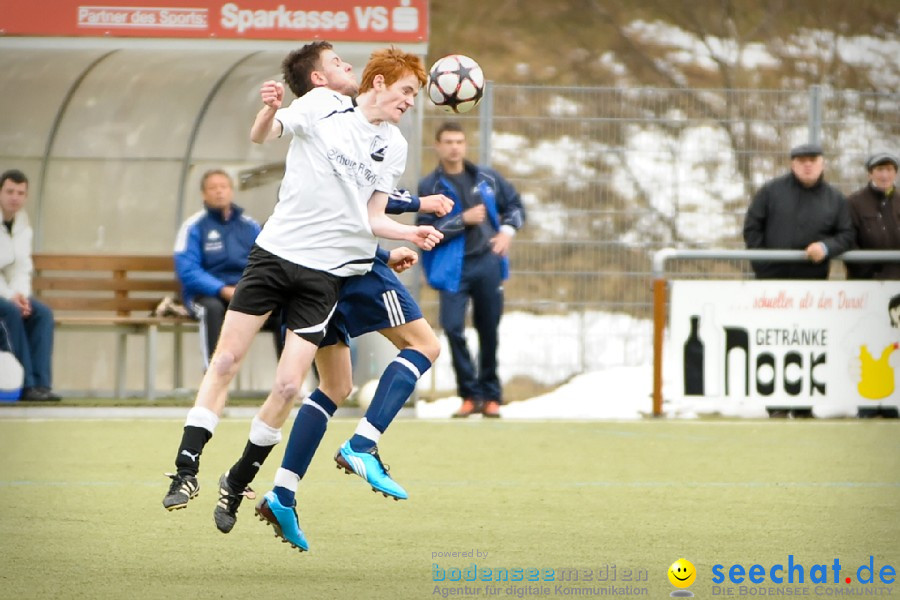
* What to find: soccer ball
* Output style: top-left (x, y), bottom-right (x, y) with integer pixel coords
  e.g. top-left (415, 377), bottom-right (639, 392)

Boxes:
top-left (427, 54), bottom-right (485, 114)
top-left (355, 379), bottom-right (380, 411)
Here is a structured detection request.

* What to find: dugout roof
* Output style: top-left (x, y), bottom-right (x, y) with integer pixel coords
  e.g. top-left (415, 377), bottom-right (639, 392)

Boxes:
top-left (0, 0), bottom-right (428, 252)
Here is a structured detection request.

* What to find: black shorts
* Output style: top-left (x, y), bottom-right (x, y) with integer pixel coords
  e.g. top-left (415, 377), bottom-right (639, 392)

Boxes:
top-left (229, 245), bottom-right (342, 345)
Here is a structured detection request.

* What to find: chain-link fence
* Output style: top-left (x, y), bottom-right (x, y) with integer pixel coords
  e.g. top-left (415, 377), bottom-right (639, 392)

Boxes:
top-left (416, 85), bottom-right (900, 399)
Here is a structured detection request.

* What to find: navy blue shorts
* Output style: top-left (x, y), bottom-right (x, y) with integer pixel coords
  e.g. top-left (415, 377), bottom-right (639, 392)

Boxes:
top-left (321, 259), bottom-right (423, 347)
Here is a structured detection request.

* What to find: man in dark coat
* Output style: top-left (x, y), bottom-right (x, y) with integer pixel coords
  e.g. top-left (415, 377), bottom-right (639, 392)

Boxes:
top-left (846, 151), bottom-right (900, 280)
top-left (743, 143), bottom-right (854, 279)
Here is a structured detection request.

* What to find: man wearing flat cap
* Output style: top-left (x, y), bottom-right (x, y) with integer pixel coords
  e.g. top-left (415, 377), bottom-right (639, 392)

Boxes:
top-left (846, 151), bottom-right (900, 280)
top-left (743, 143), bottom-right (854, 279)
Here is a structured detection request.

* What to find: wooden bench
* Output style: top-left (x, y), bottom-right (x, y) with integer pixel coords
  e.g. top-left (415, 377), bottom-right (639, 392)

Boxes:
top-left (32, 254), bottom-right (197, 400)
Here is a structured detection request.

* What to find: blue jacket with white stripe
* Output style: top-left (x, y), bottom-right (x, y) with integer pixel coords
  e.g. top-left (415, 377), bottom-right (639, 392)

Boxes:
top-left (173, 204), bottom-right (260, 313)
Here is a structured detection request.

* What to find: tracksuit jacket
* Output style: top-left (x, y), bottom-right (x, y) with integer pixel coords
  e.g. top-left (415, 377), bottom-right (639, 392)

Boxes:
top-left (417, 161), bottom-right (525, 292)
top-left (173, 205), bottom-right (260, 314)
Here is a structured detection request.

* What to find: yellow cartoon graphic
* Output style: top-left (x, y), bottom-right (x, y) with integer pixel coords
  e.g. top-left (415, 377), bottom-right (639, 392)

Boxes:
top-left (669, 558), bottom-right (697, 597)
top-left (857, 343), bottom-right (898, 400)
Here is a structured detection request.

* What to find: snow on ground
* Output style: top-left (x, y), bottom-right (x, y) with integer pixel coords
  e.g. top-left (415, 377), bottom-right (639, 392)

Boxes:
top-left (419, 310), bottom-right (653, 392)
top-left (416, 366), bottom-right (657, 420)
top-left (416, 309), bottom-right (661, 420)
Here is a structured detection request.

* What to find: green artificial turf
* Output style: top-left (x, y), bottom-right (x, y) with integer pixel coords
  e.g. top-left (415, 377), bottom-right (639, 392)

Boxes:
top-left (0, 419), bottom-right (897, 599)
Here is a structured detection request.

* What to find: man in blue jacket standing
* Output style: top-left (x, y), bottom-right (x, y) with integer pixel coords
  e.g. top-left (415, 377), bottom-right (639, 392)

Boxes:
top-left (418, 122), bottom-right (525, 418)
top-left (174, 169), bottom-right (282, 367)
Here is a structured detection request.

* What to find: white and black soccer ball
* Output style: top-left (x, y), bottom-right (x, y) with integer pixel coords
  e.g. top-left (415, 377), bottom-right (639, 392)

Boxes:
top-left (427, 54), bottom-right (485, 114)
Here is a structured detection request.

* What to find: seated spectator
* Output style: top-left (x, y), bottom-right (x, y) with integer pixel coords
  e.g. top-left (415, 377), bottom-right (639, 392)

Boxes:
top-left (174, 169), bottom-right (283, 367)
top-left (846, 151), bottom-right (899, 280)
top-left (0, 169), bottom-right (59, 401)
top-left (743, 143), bottom-right (854, 280)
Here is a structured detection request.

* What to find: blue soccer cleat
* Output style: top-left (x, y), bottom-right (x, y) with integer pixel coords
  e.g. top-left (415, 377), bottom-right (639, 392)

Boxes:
top-left (255, 491), bottom-right (309, 552)
top-left (334, 441), bottom-right (408, 501)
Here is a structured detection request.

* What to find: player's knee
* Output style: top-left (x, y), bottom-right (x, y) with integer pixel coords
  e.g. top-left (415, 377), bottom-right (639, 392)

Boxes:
top-left (320, 381), bottom-right (352, 405)
top-left (211, 351), bottom-right (236, 376)
top-left (417, 336), bottom-right (441, 363)
top-left (273, 380), bottom-right (299, 403)
top-left (335, 381), bottom-right (354, 404)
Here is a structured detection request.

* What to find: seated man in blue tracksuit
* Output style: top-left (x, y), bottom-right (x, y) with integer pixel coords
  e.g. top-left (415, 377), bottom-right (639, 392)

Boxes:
top-left (174, 169), bottom-right (283, 367)
top-left (417, 121), bottom-right (526, 418)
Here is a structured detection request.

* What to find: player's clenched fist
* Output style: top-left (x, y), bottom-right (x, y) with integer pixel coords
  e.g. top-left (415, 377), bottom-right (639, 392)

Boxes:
top-left (260, 80), bottom-right (284, 109)
top-left (419, 194), bottom-right (454, 217)
top-left (387, 247), bottom-right (418, 273)
top-left (410, 225), bottom-right (443, 251)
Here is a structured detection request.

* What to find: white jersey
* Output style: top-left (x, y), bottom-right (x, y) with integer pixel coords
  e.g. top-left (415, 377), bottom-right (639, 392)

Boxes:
top-left (254, 87), bottom-right (407, 277)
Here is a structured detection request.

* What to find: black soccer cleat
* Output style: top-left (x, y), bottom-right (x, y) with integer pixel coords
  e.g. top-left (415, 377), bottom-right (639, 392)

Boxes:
top-left (162, 472), bottom-right (199, 511)
top-left (213, 471), bottom-right (256, 534)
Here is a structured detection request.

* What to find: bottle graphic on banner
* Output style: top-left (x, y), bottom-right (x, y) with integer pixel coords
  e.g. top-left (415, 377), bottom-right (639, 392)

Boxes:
top-left (700, 304), bottom-right (722, 397)
top-left (684, 315), bottom-right (704, 395)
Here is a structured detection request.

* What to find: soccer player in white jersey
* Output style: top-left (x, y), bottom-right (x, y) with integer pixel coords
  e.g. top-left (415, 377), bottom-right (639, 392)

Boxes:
top-left (161, 45), bottom-right (440, 520)
top-left (206, 43), bottom-right (451, 549)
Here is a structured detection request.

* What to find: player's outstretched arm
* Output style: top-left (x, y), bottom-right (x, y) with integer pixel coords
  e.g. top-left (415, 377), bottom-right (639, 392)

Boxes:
top-left (250, 80), bottom-right (284, 144)
top-left (368, 191), bottom-right (443, 250)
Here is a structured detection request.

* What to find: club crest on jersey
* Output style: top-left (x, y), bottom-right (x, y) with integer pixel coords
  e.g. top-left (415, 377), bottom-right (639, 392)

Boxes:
top-left (204, 229), bottom-right (224, 253)
top-left (370, 135), bottom-right (387, 162)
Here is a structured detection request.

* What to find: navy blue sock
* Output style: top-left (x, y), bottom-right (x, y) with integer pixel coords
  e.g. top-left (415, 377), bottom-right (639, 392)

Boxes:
top-left (274, 389), bottom-right (337, 507)
top-left (273, 485), bottom-right (295, 508)
top-left (349, 349), bottom-right (431, 452)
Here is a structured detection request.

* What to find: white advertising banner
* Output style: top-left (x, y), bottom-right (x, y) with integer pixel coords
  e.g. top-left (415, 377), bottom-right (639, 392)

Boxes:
top-left (668, 281), bottom-right (900, 417)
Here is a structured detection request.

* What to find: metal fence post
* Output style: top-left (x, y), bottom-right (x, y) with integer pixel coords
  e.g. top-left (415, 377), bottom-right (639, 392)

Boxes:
top-left (808, 84), bottom-right (822, 145)
top-left (652, 277), bottom-right (667, 417)
top-left (478, 81), bottom-right (493, 167)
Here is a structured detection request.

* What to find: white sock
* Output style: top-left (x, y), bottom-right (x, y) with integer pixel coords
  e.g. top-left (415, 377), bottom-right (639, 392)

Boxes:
top-left (354, 418), bottom-right (382, 444)
top-left (273, 467), bottom-right (300, 493)
top-left (249, 415), bottom-right (282, 446)
top-left (184, 406), bottom-right (219, 434)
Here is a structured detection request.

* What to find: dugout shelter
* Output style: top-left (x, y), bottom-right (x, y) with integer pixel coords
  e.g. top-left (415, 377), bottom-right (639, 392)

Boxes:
top-left (0, 0), bottom-right (429, 396)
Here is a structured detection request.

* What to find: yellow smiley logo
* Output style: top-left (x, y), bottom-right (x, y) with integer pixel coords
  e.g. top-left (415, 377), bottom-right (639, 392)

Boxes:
top-left (668, 558), bottom-right (697, 588)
